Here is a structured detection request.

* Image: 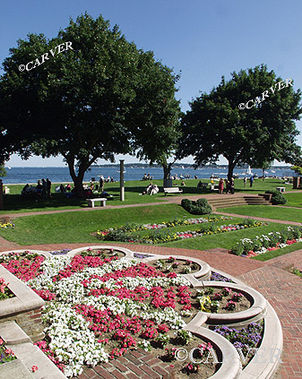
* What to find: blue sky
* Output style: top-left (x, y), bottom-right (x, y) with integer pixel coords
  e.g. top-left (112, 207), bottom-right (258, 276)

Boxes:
top-left (1, 0), bottom-right (302, 167)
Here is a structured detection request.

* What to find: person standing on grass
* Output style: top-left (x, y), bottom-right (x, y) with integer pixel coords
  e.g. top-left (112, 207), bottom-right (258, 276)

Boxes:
top-left (218, 178), bottom-right (224, 194)
top-left (243, 177), bottom-right (247, 187)
top-left (250, 175), bottom-right (254, 187)
top-left (99, 176), bottom-right (104, 192)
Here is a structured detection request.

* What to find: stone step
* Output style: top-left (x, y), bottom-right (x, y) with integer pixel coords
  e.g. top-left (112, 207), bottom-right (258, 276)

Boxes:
top-left (207, 195), bottom-right (270, 209)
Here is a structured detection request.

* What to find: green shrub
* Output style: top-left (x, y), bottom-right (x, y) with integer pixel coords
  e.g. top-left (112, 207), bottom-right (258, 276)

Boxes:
top-left (181, 198), bottom-right (212, 215)
top-left (265, 190), bottom-right (287, 205)
top-left (231, 242), bottom-right (244, 256)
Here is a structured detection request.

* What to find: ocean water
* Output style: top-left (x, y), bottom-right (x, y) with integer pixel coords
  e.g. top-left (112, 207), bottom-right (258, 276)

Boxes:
top-left (1, 166), bottom-right (293, 184)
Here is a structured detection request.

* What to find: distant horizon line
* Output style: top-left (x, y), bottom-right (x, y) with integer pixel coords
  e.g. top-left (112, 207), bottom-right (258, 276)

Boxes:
top-left (4, 164), bottom-right (291, 168)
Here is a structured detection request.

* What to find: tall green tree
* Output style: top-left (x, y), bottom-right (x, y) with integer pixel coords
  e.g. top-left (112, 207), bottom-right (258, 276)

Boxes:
top-left (0, 13), bottom-right (180, 193)
top-left (179, 65), bottom-right (302, 180)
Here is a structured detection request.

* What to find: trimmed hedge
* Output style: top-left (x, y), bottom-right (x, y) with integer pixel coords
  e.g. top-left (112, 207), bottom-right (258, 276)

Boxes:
top-left (181, 198), bottom-right (212, 215)
top-left (265, 190), bottom-right (287, 205)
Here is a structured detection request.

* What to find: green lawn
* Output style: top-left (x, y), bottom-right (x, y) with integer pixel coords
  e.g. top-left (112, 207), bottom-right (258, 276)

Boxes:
top-left (1, 201), bottom-right (300, 261)
top-left (283, 192), bottom-right (302, 208)
top-left (219, 205), bottom-right (302, 223)
top-left (0, 202), bottom-right (287, 251)
top-left (0, 178), bottom-right (297, 215)
top-left (0, 204), bottom-right (194, 245)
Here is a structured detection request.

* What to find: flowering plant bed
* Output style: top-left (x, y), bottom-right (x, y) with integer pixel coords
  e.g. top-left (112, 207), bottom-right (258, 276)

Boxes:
top-left (0, 277), bottom-right (15, 300)
top-left (0, 250), bottom-right (256, 378)
top-left (210, 272), bottom-right (234, 283)
top-left (150, 257), bottom-right (201, 274)
top-left (0, 252), bottom-right (45, 282)
top-left (96, 220), bottom-right (265, 244)
top-left (96, 216), bottom-right (232, 236)
top-left (0, 222), bottom-right (14, 230)
top-left (213, 321), bottom-right (263, 367)
top-left (230, 226), bottom-right (302, 257)
top-left (0, 338), bottom-right (16, 364)
top-left (161, 333), bottom-right (217, 377)
top-left (78, 248), bottom-right (126, 259)
top-left (194, 287), bottom-right (250, 314)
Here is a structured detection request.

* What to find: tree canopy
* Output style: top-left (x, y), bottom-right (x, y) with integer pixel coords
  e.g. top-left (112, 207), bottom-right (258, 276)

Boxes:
top-left (0, 13), bottom-right (180, 192)
top-left (179, 65), bottom-right (302, 179)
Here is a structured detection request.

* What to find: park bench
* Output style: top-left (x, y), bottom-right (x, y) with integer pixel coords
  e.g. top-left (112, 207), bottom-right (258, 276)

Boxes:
top-left (163, 187), bottom-right (183, 196)
top-left (210, 184), bottom-right (219, 191)
top-left (87, 198), bottom-right (107, 208)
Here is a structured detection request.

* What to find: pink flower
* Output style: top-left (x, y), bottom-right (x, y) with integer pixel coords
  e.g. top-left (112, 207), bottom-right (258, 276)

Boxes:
top-left (5, 348), bottom-right (14, 356)
top-left (31, 365), bottom-right (38, 372)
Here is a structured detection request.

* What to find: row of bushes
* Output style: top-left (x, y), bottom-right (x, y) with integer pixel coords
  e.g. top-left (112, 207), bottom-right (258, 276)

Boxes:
top-left (230, 226), bottom-right (301, 255)
top-left (181, 198), bottom-right (212, 214)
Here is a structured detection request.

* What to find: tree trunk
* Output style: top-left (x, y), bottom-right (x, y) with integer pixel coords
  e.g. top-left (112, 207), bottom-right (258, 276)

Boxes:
top-left (162, 162), bottom-right (173, 187)
top-left (262, 168), bottom-right (265, 181)
top-left (163, 163), bottom-right (172, 180)
top-left (67, 160), bottom-right (85, 197)
top-left (227, 161), bottom-right (235, 181)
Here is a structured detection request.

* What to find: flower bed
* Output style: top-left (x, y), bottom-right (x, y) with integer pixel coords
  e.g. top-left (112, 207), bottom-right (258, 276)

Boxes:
top-left (213, 321), bottom-right (263, 367)
top-left (194, 287), bottom-right (250, 314)
top-left (0, 222), bottom-right (14, 230)
top-left (96, 220), bottom-right (265, 244)
top-left (161, 332), bottom-right (216, 377)
top-left (230, 226), bottom-right (302, 257)
top-left (0, 338), bottom-right (16, 364)
top-left (150, 257), bottom-right (201, 274)
top-left (210, 272), bottom-right (234, 283)
top-left (96, 216), bottom-right (231, 236)
top-left (0, 277), bottom-right (15, 300)
top-left (78, 248), bottom-right (126, 259)
top-left (0, 250), bottom-right (259, 378)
